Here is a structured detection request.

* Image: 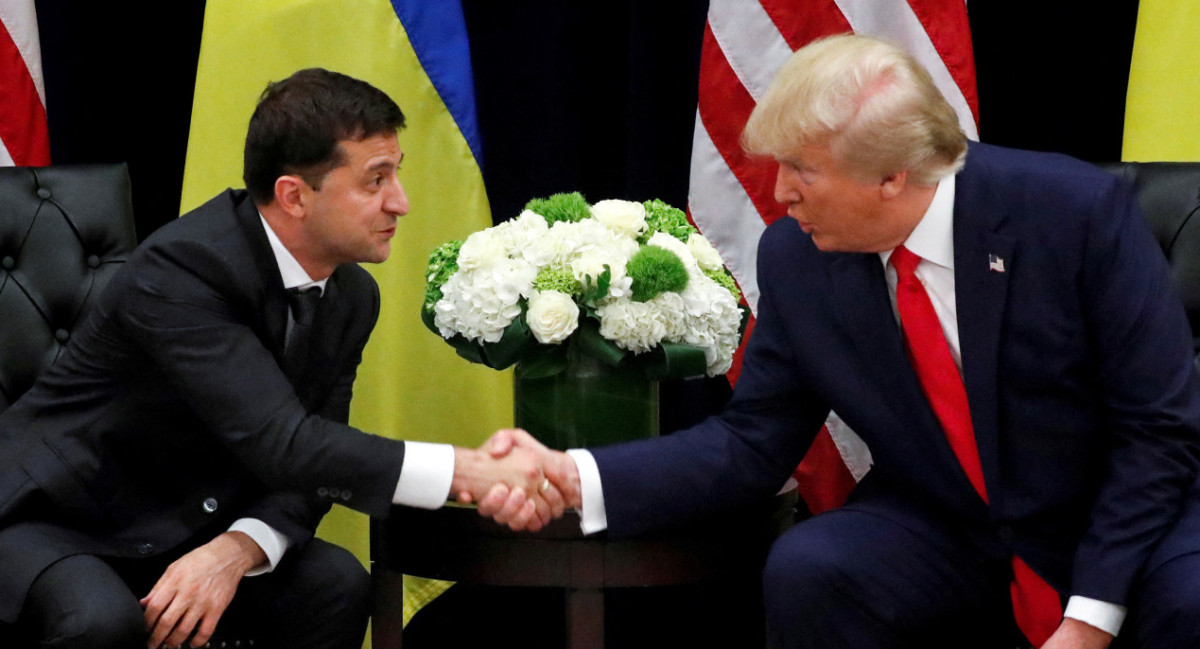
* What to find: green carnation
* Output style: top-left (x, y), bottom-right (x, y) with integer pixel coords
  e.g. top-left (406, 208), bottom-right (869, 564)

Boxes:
top-left (423, 240), bottom-right (462, 310)
top-left (524, 192), bottom-right (591, 225)
top-left (533, 266), bottom-right (582, 295)
top-left (642, 198), bottom-right (697, 243)
top-left (627, 245), bottom-right (689, 302)
top-left (704, 267), bottom-right (742, 303)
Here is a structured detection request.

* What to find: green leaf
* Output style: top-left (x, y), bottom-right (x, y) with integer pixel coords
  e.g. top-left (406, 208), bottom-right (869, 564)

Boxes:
top-left (477, 312), bottom-right (537, 370)
top-left (574, 317), bottom-right (626, 367)
top-left (515, 345), bottom-right (570, 380)
top-left (636, 341), bottom-right (709, 381)
top-left (580, 265), bottom-right (612, 304)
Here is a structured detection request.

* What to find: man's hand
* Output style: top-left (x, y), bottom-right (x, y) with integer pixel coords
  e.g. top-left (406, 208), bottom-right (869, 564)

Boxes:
top-left (1040, 617), bottom-right (1114, 649)
top-left (140, 531), bottom-right (266, 649)
top-left (474, 428), bottom-right (582, 530)
top-left (451, 431), bottom-right (565, 531)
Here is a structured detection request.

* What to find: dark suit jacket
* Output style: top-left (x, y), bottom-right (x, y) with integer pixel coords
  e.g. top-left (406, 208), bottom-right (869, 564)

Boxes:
top-left (0, 189), bottom-right (406, 622)
top-left (592, 142), bottom-right (1200, 607)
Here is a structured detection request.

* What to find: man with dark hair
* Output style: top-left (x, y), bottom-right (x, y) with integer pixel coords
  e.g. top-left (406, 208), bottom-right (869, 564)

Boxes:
top-left (0, 68), bottom-right (561, 649)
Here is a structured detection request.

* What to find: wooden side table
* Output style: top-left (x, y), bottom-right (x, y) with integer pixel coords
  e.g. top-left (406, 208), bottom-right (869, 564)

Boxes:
top-left (371, 493), bottom-right (795, 649)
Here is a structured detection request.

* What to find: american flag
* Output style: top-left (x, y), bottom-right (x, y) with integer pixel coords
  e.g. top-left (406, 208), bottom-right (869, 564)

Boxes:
top-left (688, 0), bottom-right (979, 514)
top-left (0, 0), bottom-right (49, 166)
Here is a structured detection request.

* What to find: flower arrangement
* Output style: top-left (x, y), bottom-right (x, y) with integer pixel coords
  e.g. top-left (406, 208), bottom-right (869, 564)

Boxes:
top-left (422, 192), bottom-right (747, 380)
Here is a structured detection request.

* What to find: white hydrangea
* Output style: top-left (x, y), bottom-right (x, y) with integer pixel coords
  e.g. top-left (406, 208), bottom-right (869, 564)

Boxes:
top-left (434, 258), bottom-right (537, 343)
top-left (596, 300), bottom-right (667, 354)
top-left (590, 199), bottom-right (647, 237)
top-left (526, 290), bottom-right (579, 344)
top-left (687, 233), bottom-right (725, 271)
top-left (456, 229), bottom-right (507, 271)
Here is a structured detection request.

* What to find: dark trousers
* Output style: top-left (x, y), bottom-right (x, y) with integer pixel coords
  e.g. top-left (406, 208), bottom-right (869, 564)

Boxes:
top-left (13, 538), bottom-right (370, 649)
top-left (762, 491), bottom-right (1200, 649)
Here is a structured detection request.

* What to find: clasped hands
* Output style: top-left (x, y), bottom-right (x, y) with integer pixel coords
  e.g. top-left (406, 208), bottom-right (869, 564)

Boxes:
top-left (452, 428), bottom-right (582, 531)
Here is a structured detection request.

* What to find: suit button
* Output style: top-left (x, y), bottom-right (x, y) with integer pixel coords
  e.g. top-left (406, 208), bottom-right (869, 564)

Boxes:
top-left (1, 256), bottom-right (13, 270)
top-left (36, 187), bottom-right (51, 199)
top-left (86, 254), bottom-right (100, 269)
top-left (317, 487), bottom-right (329, 497)
top-left (328, 488), bottom-right (341, 499)
top-left (341, 490), bottom-right (352, 501)
top-left (202, 497), bottom-right (219, 514)
top-left (55, 329), bottom-right (69, 343)
top-left (137, 542), bottom-right (154, 555)
top-left (997, 525), bottom-right (1014, 545)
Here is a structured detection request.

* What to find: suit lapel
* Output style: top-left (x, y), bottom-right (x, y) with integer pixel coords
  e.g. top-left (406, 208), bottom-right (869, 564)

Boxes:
top-left (953, 147), bottom-right (1016, 503)
top-left (827, 253), bottom-right (952, 456)
top-left (231, 194), bottom-right (290, 360)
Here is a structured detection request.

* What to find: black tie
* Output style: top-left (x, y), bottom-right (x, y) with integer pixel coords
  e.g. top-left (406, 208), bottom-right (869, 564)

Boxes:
top-left (285, 287), bottom-right (322, 375)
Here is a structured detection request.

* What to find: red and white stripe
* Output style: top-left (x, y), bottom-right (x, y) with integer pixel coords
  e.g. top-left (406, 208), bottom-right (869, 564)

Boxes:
top-left (0, 0), bottom-right (49, 167)
top-left (690, 0), bottom-right (978, 513)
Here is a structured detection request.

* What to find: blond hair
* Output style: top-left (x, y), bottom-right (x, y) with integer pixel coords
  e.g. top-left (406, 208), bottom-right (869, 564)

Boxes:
top-left (742, 33), bottom-right (967, 185)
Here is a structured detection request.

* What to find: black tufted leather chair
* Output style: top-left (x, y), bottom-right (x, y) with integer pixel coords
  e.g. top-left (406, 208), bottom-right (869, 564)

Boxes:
top-left (0, 165), bottom-right (258, 649)
top-left (0, 163), bottom-right (136, 413)
top-left (1100, 162), bottom-right (1200, 358)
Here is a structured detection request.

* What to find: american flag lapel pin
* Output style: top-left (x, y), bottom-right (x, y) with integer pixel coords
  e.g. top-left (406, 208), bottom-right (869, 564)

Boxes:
top-left (988, 254), bottom-right (1006, 273)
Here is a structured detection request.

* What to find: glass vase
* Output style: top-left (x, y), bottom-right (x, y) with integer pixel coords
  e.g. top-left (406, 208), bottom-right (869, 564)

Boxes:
top-left (513, 348), bottom-right (659, 450)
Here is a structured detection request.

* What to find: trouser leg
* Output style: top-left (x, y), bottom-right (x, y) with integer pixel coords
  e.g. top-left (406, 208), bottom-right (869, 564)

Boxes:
top-left (18, 554), bottom-right (146, 649)
top-left (218, 538), bottom-right (371, 649)
top-left (762, 503), bottom-right (1015, 649)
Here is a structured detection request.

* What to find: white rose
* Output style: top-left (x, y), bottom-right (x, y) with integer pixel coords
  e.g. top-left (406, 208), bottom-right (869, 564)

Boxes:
top-left (687, 233), bottom-right (726, 271)
top-left (526, 290), bottom-right (580, 344)
top-left (590, 199), bottom-right (647, 237)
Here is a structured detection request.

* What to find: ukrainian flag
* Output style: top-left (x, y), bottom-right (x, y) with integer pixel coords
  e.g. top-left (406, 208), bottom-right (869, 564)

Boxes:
top-left (180, 0), bottom-right (511, 639)
top-left (1124, 0), bottom-right (1200, 161)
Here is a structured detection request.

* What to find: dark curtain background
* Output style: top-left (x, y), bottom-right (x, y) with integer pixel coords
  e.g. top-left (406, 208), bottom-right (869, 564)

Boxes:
top-left (31, 1), bottom-right (1140, 646)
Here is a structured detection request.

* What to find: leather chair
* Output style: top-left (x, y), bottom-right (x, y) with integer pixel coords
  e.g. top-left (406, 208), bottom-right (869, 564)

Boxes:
top-left (0, 163), bottom-right (137, 412)
top-left (0, 163), bottom-right (136, 644)
top-left (1100, 162), bottom-right (1200, 356)
top-left (0, 165), bottom-right (256, 649)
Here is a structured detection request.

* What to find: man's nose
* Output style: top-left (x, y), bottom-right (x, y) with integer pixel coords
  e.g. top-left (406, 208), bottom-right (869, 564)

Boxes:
top-left (386, 177), bottom-right (410, 217)
top-left (774, 164), bottom-right (801, 204)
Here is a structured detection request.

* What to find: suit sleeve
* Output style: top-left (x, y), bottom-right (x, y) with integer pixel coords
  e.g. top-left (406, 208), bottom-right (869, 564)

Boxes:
top-left (1070, 176), bottom-right (1200, 604)
top-left (115, 241), bottom-right (404, 520)
top-left (227, 282), bottom-right (380, 545)
top-left (592, 226), bottom-right (831, 537)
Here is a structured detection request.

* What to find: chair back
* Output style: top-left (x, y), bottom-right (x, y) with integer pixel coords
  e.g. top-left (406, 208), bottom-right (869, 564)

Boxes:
top-left (0, 164), bottom-right (136, 414)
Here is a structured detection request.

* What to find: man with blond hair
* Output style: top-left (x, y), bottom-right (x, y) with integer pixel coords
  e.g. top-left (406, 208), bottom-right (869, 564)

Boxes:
top-left (484, 34), bottom-right (1200, 648)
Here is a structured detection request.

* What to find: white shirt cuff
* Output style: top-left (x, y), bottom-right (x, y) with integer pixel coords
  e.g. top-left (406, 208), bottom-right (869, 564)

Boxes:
top-left (393, 441), bottom-right (455, 509)
top-left (1064, 596), bottom-right (1126, 637)
top-left (567, 449), bottom-right (607, 535)
top-left (228, 518), bottom-right (290, 577)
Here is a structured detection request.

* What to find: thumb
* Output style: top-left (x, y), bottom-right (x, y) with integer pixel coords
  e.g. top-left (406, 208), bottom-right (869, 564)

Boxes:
top-left (487, 428), bottom-right (517, 458)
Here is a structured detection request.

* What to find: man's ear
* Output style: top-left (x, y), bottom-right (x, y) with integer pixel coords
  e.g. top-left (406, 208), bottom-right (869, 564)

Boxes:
top-left (274, 175), bottom-right (308, 218)
top-left (879, 169), bottom-right (908, 200)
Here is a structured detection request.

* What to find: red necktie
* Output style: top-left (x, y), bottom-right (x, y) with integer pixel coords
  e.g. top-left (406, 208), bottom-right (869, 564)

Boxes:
top-left (891, 245), bottom-right (1062, 647)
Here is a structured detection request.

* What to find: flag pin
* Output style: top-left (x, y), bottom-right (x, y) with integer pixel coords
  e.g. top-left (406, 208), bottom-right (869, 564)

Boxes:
top-left (988, 254), bottom-right (1006, 273)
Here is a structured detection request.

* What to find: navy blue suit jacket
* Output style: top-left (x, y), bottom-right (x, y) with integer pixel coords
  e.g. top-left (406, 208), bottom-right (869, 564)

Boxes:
top-left (593, 143), bottom-right (1200, 607)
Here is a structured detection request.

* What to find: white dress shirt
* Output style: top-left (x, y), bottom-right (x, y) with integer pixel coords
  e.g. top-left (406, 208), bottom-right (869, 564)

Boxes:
top-left (239, 217), bottom-right (455, 576)
top-left (570, 177), bottom-right (1124, 636)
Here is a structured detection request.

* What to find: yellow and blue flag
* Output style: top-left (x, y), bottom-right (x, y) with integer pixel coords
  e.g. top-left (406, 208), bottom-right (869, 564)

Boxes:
top-left (181, 0), bottom-right (512, 634)
top-left (1124, 0), bottom-right (1200, 161)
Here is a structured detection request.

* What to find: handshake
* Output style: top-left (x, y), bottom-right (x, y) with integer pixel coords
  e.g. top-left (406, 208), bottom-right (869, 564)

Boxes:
top-left (450, 429), bottom-right (583, 532)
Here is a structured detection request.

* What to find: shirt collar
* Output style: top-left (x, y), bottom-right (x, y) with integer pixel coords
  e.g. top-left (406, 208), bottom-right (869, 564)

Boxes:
top-left (879, 174), bottom-right (956, 271)
top-left (259, 213), bottom-right (327, 294)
